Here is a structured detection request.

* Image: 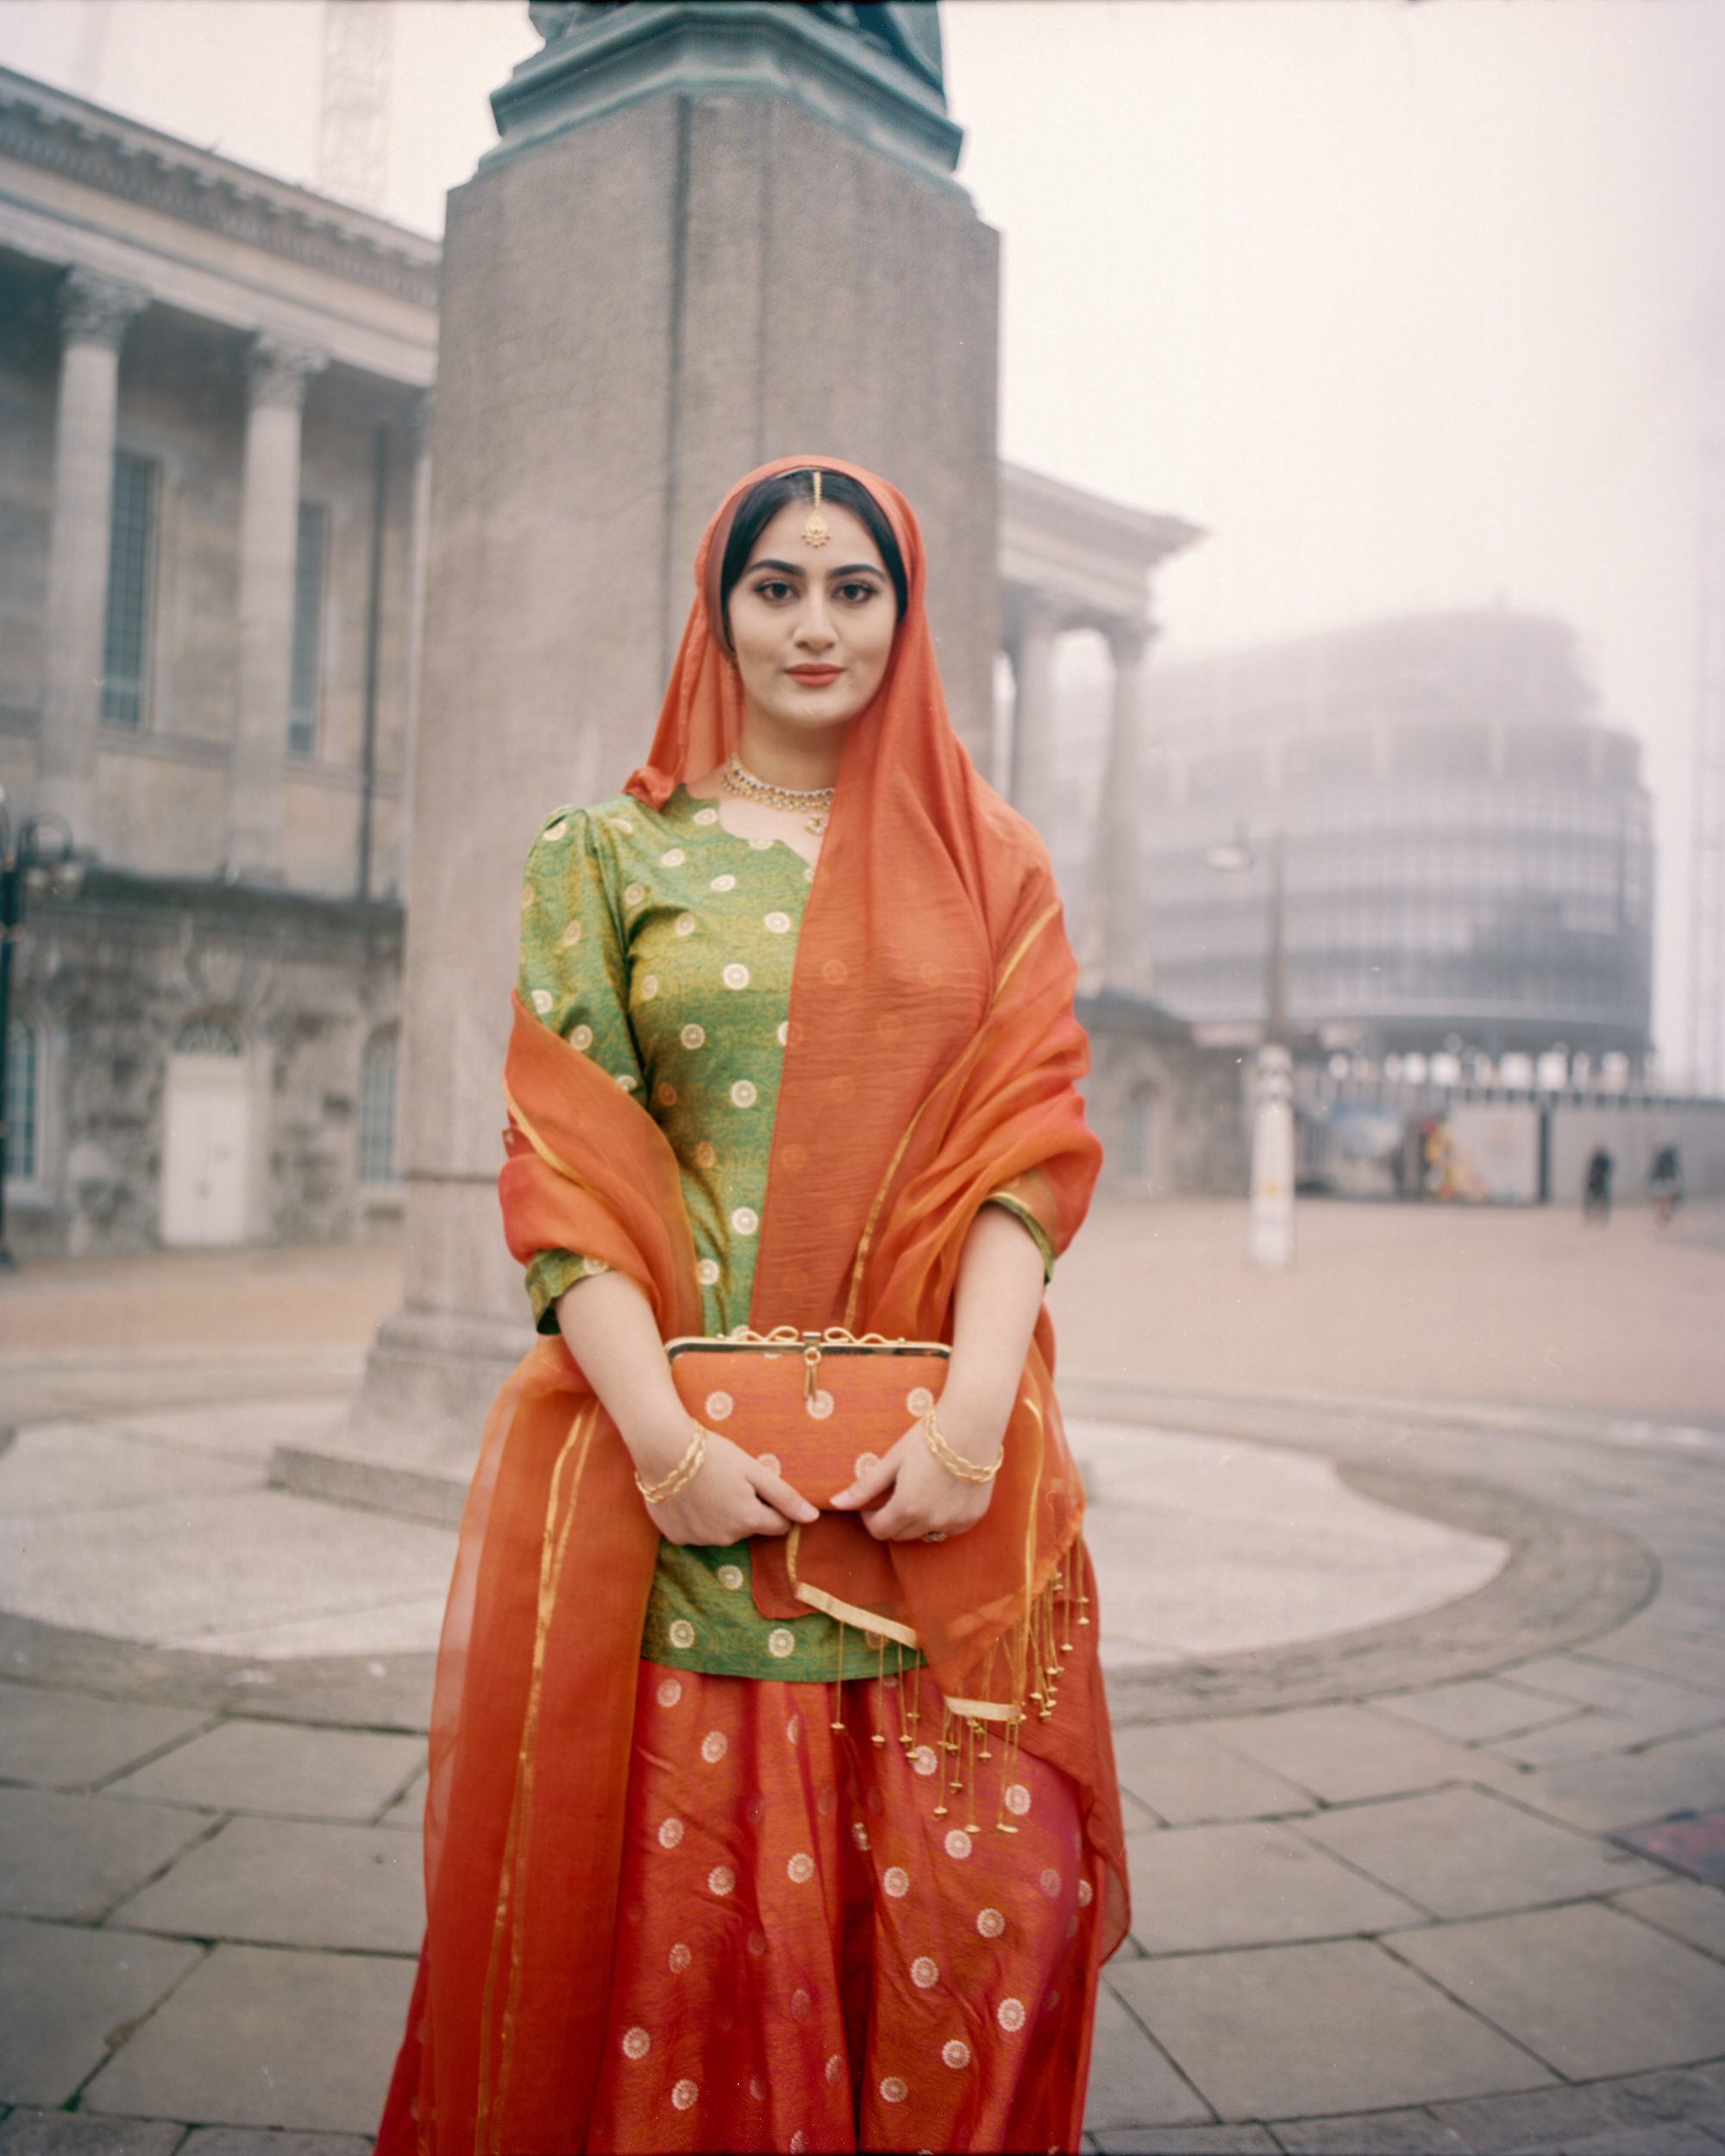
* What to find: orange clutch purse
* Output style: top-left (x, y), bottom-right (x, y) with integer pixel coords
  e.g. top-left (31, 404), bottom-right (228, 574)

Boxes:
top-left (666, 1326), bottom-right (950, 1507)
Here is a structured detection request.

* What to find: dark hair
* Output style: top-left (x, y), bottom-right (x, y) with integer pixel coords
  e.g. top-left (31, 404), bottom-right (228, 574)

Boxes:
top-left (718, 469), bottom-right (908, 639)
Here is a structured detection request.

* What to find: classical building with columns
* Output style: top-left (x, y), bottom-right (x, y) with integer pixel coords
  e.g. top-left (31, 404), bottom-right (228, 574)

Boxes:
top-left (0, 62), bottom-right (1235, 1257)
top-left (1000, 463), bottom-right (1196, 993)
top-left (0, 65), bottom-right (431, 1255)
top-left (998, 466), bottom-right (1247, 1198)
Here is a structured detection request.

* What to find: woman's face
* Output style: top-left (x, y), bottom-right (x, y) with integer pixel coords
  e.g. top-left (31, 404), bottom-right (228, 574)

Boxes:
top-left (727, 498), bottom-right (898, 743)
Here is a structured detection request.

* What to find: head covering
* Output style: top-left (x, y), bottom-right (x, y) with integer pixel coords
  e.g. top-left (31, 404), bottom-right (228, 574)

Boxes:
top-left (627, 454), bottom-right (1096, 1328)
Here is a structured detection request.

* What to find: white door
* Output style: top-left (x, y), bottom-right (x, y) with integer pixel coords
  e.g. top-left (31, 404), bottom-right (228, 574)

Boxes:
top-left (161, 1034), bottom-right (251, 1246)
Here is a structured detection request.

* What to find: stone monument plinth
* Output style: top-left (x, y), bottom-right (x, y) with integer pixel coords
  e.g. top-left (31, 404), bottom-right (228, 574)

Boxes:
top-left (280, 3), bottom-right (1000, 1514)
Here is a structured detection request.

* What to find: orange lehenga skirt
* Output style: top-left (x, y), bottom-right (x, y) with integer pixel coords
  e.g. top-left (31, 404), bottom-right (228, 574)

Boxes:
top-left (586, 1660), bottom-right (1102, 2155)
top-left (382, 994), bottom-right (1126, 2153)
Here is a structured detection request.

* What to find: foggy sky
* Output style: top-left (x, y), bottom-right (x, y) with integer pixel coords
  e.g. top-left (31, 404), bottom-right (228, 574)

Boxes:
top-left (2, 0), bottom-right (1719, 1071)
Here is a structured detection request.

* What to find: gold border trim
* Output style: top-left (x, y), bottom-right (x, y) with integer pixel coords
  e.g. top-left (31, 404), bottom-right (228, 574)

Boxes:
top-left (501, 1077), bottom-right (580, 1183)
top-left (840, 898), bottom-right (1065, 1329)
top-left (476, 1400), bottom-right (598, 2151)
top-left (941, 1693), bottom-right (1021, 1725)
top-left (666, 1334), bottom-right (950, 1363)
top-left (786, 1523), bottom-right (921, 1651)
top-left (995, 899), bottom-right (1063, 997)
top-left (792, 1577), bottom-right (922, 1653)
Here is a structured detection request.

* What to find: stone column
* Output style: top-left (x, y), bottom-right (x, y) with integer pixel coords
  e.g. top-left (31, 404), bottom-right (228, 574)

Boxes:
top-left (1094, 619), bottom-right (1151, 995)
top-left (39, 268), bottom-right (148, 837)
top-left (1008, 592), bottom-right (1059, 838)
top-left (396, 389), bottom-right (433, 906)
top-left (225, 335), bottom-right (327, 883)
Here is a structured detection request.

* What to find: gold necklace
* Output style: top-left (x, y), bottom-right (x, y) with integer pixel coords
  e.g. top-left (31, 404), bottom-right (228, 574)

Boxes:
top-left (723, 753), bottom-right (835, 836)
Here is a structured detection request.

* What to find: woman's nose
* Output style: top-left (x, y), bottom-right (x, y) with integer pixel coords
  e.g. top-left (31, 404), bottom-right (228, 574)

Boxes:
top-left (797, 600), bottom-right (837, 649)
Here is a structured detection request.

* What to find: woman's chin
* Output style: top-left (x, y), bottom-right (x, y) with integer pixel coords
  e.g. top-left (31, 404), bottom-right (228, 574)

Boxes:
top-left (754, 697), bottom-right (862, 737)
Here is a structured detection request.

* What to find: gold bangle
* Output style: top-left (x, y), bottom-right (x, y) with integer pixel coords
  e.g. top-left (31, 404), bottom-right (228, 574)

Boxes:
top-left (635, 1422), bottom-right (708, 1505)
top-left (923, 1407), bottom-right (1001, 1484)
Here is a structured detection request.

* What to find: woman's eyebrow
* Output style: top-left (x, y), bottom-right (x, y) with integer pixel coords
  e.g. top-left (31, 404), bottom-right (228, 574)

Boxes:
top-left (745, 558), bottom-right (886, 579)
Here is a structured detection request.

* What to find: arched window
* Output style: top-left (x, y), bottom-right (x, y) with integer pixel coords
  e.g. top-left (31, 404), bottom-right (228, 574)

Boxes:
top-left (5, 1014), bottom-right (39, 1183)
top-left (358, 1027), bottom-right (399, 1183)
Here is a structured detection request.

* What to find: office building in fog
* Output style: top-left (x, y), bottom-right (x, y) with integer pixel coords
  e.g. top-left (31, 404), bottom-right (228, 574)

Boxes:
top-left (1139, 611), bottom-right (1655, 1069)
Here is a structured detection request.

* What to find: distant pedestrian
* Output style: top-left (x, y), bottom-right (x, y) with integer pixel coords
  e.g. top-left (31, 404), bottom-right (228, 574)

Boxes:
top-left (1583, 1144), bottom-right (1614, 1223)
top-left (1649, 1142), bottom-right (1683, 1226)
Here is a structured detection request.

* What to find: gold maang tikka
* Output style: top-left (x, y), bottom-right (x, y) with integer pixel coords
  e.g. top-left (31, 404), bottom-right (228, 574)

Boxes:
top-left (801, 469), bottom-right (830, 548)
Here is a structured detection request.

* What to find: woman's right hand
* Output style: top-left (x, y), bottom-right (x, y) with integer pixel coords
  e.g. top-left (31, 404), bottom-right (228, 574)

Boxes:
top-left (554, 1270), bottom-right (818, 1543)
top-left (627, 1416), bottom-right (819, 1545)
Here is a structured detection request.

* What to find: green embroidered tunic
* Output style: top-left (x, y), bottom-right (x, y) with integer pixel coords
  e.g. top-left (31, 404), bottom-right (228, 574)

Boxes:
top-left (517, 787), bottom-right (1051, 1682)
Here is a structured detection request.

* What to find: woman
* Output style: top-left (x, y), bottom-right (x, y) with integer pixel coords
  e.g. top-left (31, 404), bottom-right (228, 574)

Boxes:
top-left (378, 456), bottom-right (1127, 2155)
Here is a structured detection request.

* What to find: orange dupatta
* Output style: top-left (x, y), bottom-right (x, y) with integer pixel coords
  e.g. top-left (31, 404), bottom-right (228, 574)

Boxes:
top-left (380, 460), bottom-right (1126, 2154)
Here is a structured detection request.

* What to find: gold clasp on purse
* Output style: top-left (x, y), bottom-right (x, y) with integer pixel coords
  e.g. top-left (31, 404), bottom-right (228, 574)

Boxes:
top-left (802, 1331), bottom-right (823, 1401)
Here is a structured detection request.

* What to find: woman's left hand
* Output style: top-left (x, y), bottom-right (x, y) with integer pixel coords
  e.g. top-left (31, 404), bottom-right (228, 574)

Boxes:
top-left (828, 1394), bottom-right (1004, 1542)
top-left (829, 1204), bottom-right (1043, 1543)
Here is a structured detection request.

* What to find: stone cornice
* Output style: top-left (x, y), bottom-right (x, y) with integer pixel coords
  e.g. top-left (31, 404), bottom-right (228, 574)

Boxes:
top-left (0, 66), bottom-right (441, 312)
top-left (66, 864), bottom-right (405, 939)
top-left (999, 461), bottom-right (1202, 636)
top-left (1001, 461), bottom-right (1204, 573)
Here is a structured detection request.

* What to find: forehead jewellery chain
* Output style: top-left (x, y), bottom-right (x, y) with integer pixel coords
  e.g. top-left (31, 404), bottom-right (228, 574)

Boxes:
top-left (801, 469), bottom-right (830, 548)
top-left (723, 753), bottom-right (835, 837)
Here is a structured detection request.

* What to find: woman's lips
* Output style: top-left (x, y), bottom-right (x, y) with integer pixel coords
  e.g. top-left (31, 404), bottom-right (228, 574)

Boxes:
top-left (787, 666), bottom-right (843, 685)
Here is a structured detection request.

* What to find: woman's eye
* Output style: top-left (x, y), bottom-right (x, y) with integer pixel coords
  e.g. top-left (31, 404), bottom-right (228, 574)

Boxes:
top-left (837, 580), bottom-right (881, 605)
top-left (752, 579), bottom-right (794, 601)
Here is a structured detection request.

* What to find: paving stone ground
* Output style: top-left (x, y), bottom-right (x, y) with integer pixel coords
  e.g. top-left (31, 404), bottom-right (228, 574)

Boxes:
top-left (1, 1200), bottom-right (1722, 2152)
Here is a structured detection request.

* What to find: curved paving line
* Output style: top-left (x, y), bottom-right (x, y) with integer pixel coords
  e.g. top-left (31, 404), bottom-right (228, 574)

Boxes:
top-left (0, 1608), bottom-right (437, 1733)
top-left (1104, 1457), bottom-right (1657, 1727)
top-left (0, 1379), bottom-right (1660, 1736)
top-left (0, 1456), bottom-right (1655, 1739)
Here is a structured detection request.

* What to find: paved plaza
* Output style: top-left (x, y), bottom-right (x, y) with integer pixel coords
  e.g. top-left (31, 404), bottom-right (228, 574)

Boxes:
top-left (1, 1199), bottom-right (1722, 2153)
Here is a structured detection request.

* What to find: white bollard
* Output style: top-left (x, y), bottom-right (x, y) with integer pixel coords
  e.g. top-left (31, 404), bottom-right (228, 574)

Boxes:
top-left (1248, 1044), bottom-right (1295, 1271)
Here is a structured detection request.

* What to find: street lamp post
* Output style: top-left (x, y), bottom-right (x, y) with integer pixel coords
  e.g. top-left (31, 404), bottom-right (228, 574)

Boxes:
top-left (0, 787), bottom-right (84, 1269)
top-left (1206, 826), bottom-right (1294, 1271)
